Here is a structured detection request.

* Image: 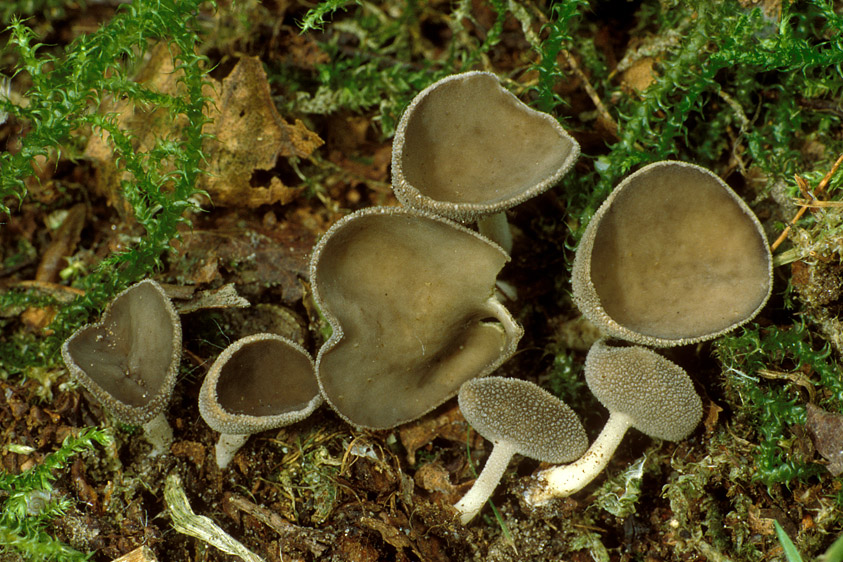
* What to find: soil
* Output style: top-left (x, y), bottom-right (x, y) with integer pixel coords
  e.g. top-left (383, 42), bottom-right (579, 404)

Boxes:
top-left (1, 1), bottom-right (841, 561)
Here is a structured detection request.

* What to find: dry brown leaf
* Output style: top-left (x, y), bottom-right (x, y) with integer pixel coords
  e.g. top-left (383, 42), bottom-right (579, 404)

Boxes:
top-left (84, 45), bottom-right (323, 211)
top-left (398, 402), bottom-right (475, 466)
top-left (84, 43), bottom-right (201, 211)
top-left (622, 57), bottom-right (657, 93)
top-left (806, 403), bottom-right (843, 475)
top-left (201, 56), bottom-right (323, 207)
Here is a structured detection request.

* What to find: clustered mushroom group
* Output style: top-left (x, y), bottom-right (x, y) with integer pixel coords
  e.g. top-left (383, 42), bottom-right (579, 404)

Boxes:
top-left (61, 72), bottom-right (773, 525)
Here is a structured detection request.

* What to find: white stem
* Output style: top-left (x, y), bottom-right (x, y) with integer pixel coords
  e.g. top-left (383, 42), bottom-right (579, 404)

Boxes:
top-left (142, 412), bottom-right (174, 457)
top-left (483, 297), bottom-right (524, 348)
top-left (524, 411), bottom-right (632, 506)
top-left (477, 212), bottom-right (513, 254)
top-left (455, 440), bottom-right (518, 525)
top-left (216, 433), bottom-right (250, 470)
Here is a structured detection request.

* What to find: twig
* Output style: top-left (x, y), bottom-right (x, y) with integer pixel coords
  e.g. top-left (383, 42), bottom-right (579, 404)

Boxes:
top-left (227, 494), bottom-right (330, 557)
top-left (164, 473), bottom-right (264, 562)
top-left (770, 152), bottom-right (843, 252)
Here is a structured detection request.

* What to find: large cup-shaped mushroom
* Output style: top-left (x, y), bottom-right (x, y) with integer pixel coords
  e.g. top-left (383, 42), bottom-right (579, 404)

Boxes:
top-left (391, 71), bottom-right (580, 251)
top-left (199, 333), bottom-right (321, 469)
top-left (310, 206), bottom-right (523, 429)
top-left (455, 376), bottom-right (587, 524)
top-left (524, 339), bottom-right (702, 506)
top-left (572, 160), bottom-right (773, 347)
top-left (61, 279), bottom-right (181, 455)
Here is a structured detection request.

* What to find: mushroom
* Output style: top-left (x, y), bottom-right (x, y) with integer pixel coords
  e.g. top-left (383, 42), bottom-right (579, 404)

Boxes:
top-left (524, 339), bottom-right (702, 506)
top-left (572, 160), bottom-right (772, 347)
top-left (310, 206), bottom-right (523, 429)
top-left (455, 376), bottom-right (587, 524)
top-left (198, 333), bottom-right (321, 469)
top-left (391, 71), bottom-right (580, 252)
top-left (61, 279), bottom-right (181, 455)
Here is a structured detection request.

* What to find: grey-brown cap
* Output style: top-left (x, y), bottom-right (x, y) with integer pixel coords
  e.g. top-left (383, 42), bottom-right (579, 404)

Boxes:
top-left (310, 206), bottom-right (523, 429)
top-left (391, 71), bottom-right (580, 221)
top-left (198, 333), bottom-right (321, 435)
top-left (458, 376), bottom-right (587, 463)
top-left (61, 279), bottom-right (182, 426)
top-left (572, 160), bottom-right (773, 347)
top-left (585, 339), bottom-right (702, 441)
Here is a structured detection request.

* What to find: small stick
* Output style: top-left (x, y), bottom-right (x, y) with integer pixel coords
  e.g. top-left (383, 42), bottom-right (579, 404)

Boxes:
top-left (770, 152), bottom-right (843, 252)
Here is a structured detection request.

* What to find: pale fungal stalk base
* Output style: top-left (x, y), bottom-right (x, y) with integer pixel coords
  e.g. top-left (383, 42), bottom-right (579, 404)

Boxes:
top-left (477, 212), bottom-right (513, 254)
top-left (142, 412), bottom-right (174, 456)
top-left (455, 440), bottom-right (518, 525)
top-left (482, 297), bottom-right (524, 347)
top-left (524, 411), bottom-right (632, 506)
top-left (216, 433), bottom-right (250, 470)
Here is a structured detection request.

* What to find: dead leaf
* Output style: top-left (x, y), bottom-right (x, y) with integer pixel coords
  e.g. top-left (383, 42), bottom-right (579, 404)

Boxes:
top-left (35, 203), bottom-right (86, 283)
top-left (85, 45), bottom-right (323, 211)
top-left (703, 402), bottom-right (723, 434)
top-left (621, 57), bottom-right (657, 93)
top-left (360, 516), bottom-right (412, 550)
top-left (170, 213), bottom-right (314, 302)
top-left (84, 43), bottom-right (203, 211)
top-left (168, 283), bottom-right (250, 314)
top-left (171, 441), bottom-right (206, 468)
top-left (398, 402), bottom-right (475, 465)
top-left (201, 56), bottom-right (323, 207)
top-left (806, 403), bottom-right (843, 475)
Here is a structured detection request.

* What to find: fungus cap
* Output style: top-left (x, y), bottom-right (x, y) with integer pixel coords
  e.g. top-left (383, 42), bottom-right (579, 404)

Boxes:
top-left (61, 279), bottom-right (182, 425)
top-left (458, 376), bottom-right (588, 463)
top-left (310, 206), bottom-right (523, 429)
top-left (198, 333), bottom-right (321, 435)
top-left (391, 71), bottom-right (580, 221)
top-left (585, 339), bottom-right (702, 441)
top-left (572, 160), bottom-right (773, 347)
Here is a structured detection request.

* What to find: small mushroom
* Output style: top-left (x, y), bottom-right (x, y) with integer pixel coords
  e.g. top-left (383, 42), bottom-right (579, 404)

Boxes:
top-left (572, 160), bottom-right (772, 347)
top-left (455, 376), bottom-right (587, 524)
top-left (391, 71), bottom-right (580, 251)
top-left (310, 206), bottom-right (523, 429)
top-left (61, 279), bottom-right (181, 455)
top-left (525, 339), bottom-right (702, 505)
top-left (198, 333), bottom-right (321, 469)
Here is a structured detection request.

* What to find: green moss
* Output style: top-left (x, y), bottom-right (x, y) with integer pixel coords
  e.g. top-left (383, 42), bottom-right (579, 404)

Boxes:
top-left (0, 427), bottom-right (112, 562)
top-left (0, 0), bottom-right (214, 380)
top-left (716, 322), bottom-right (843, 486)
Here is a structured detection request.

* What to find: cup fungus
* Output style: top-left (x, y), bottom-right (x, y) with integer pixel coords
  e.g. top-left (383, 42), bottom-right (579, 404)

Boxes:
top-left (455, 376), bottom-right (587, 524)
top-left (391, 71), bottom-right (580, 251)
top-left (572, 160), bottom-right (772, 347)
top-left (310, 206), bottom-right (523, 429)
top-left (525, 339), bottom-right (702, 506)
top-left (61, 279), bottom-right (181, 455)
top-left (198, 333), bottom-right (321, 469)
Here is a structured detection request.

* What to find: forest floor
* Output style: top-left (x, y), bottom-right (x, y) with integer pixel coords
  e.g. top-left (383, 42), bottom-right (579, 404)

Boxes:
top-left (1, 1), bottom-right (843, 561)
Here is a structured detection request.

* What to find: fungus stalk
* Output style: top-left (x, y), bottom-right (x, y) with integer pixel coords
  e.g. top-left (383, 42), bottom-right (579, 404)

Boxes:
top-left (215, 434), bottom-right (250, 470)
top-left (456, 440), bottom-right (519, 524)
top-left (477, 213), bottom-right (513, 254)
top-left (525, 411), bottom-right (632, 506)
top-left (142, 412), bottom-right (175, 456)
top-left (455, 376), bottom-right (586, 524)
top-left (482, 297), bottom-right (521, 341)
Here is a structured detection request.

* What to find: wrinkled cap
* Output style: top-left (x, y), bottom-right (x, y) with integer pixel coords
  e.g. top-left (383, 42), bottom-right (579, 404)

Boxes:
top-left (572, 160), bottom-right (773, 347)
top-left (391, 71), bottom-right (580, 221)
top-left (199, 333), bottom-right (320, 435)
top-left (310, 206), bottom-right (523, 429)
top-left (458, 377), bottom-right (587, 463)
top-left (585, 339), bottom-right (702, 442)
top-left (61, 279), bottom-right (182, 425)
